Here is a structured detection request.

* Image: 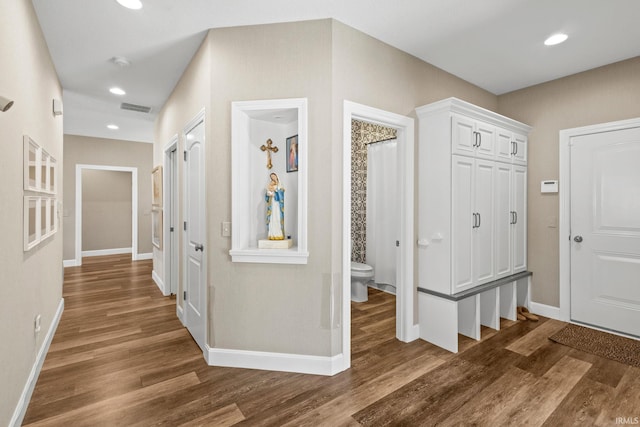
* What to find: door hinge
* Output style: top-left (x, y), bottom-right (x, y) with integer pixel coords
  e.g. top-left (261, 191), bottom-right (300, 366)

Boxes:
top-left (170, 226), bottom-right (174, 232)
top-left (183, 151), bottom-right (187, 161)
top-left (183, 291), bottom-right (187, 301)
top-left (396, 240), bottom-right (400, 247)
top-left (184, 221), bottom-right (187, 231)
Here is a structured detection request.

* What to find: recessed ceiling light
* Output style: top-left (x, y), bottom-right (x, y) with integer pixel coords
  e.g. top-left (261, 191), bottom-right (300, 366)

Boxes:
top-left (107, 124), bottom-right (119, 130)
top-left (116, 0), bottom-right (142, 10)
top-left (544, 33), bottom-right (568, 46)
top-left (109, 87), bottom-right (126, 96)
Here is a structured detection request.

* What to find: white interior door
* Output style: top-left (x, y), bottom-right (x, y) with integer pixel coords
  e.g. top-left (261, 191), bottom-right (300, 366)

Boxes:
top-left (570, 126), bottom-right (640, 337)
top-left (184, 117), bottom-right (206, 351)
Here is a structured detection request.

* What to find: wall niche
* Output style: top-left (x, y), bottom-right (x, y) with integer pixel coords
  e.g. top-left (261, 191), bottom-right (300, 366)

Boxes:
top-left (229, 98), bottom-right (308, 264)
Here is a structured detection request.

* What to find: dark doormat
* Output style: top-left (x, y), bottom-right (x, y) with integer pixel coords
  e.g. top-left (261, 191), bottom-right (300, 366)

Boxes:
top-left (549, 323), bottom-right (640, 368)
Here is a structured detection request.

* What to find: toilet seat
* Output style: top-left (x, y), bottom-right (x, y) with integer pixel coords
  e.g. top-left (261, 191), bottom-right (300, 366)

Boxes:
top-left (351, 261), bottom-right (374, 279)
top-left (351, 261), bottom-right (373, 272)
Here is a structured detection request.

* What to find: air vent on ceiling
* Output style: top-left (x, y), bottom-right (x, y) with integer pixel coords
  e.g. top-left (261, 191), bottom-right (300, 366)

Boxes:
top-left (120, 102), bottom-right (152, 114)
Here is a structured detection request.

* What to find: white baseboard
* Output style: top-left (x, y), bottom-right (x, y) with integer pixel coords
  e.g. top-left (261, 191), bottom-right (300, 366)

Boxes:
top-left (206, 346), bottom-right (344, 376)
top-left (151, 270), bottom-right (167, 296)
top-left (530, 301), bottom-right (561, 320)
top-left (10, 298), bottom-right (64, 427)
top-left (81, 247), bottom-right (132, 257)
top-left (63, 259), bottom-right (78, 268)
top-left (136, 252), bottom-right (153, 260)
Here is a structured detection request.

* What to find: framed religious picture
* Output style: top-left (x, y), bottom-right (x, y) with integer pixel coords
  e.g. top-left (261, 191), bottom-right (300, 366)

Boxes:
top-left (152, 166), bottom-right (162, 207)
top-left (286, 135), bottom-right (298, 173)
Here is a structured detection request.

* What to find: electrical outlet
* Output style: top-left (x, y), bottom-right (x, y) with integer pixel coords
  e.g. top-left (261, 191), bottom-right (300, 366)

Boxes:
top-left (221, 222), bottom-right (231, 237)
top-left (34, 314), bottom-right (41, 334)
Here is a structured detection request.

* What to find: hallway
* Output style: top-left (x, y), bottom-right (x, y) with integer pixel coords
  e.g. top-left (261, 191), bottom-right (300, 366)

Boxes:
top-left (23, 255), bottom-right (640, 426)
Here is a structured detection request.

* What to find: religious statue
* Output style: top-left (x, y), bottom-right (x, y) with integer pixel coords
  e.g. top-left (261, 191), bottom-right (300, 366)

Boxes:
top-left (265, 172), bottom-right (285, 240)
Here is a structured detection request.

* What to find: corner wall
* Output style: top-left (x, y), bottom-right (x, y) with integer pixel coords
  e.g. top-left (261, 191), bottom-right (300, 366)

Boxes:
top-left (498, 56), bottom-right (640, 307)
top-left (0, 0), bottom-right (64, 424)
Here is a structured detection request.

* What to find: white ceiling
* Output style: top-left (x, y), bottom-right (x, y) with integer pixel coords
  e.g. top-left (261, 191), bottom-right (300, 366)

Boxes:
top-left (32, 0), bottom-right (640, 143)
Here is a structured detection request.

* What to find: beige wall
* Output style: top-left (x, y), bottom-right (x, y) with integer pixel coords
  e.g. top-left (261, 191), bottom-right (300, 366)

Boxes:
top-left (0, 0), bottom-right (63, 424)
top-left (63, 135), bottom-right (153, 260)
top-left (331, 21), bottom-right (498, 342)
top-left (82, 170), bottom-right (133, 251)
top-left (497, 57), bottom-right (640, 307)
top-left (154, 19), bottom-right (501, 358)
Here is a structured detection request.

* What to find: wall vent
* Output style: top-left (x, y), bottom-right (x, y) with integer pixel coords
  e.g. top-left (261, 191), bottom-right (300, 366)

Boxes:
top-left (120, 102), bottom-right (152, 114)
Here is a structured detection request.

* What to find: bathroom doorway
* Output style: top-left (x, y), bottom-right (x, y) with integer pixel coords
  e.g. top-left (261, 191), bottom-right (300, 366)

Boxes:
top-left (341, 101), bottom-right (415, 371)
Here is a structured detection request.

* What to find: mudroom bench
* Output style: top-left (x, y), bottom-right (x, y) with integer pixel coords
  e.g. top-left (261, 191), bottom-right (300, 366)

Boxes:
top-left (417, 271), bottom-right (533, 353)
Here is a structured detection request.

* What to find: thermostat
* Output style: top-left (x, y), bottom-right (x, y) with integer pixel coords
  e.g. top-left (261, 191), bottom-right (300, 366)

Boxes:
top-left (541, 180), bottom-right (558, 193)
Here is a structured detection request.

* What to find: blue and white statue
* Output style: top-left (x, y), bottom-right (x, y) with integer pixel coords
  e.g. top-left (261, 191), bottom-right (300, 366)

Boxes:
top-left (265, 172), bottom-right (285, 240)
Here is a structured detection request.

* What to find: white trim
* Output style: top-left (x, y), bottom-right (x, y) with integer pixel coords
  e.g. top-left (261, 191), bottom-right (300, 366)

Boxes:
top-left (136, 252), bottom-right (153, 260)
top-left (529, 301), bottom-right (561, 320)
top-left (342, 101), bottom-right (416, 373)
top-left (206, 345), bottom-right (344, 376)
top-left (177, 304), bottom-right (185, 326)
top-left (152, 270), bottom-right (167, 295)
top-left (559, 117), bottom-right (640, 323)
top-left (63, 259), bottom-right (78, 268)
top-left (81, 247), bottom-right (132, 257)
top-left (10, 298), bottom-right (64, 427)
top-left (163, 135), bottom-right (179, 297)
top-left (229, 98), bottom-right (309, 264)
top-left (75, 164), bottom-right (138, 266)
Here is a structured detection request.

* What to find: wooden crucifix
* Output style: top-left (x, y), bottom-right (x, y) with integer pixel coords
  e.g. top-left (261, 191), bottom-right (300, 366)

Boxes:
top-left (260, 138), bottom-right (279, 169)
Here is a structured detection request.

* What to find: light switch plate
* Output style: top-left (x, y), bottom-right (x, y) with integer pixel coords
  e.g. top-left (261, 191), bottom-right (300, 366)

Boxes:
top-left (221, 222), bottom-right (231, 237)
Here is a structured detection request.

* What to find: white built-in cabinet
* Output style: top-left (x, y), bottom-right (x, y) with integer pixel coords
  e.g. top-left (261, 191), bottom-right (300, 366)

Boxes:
top-left (416, 98), bottom-right (532, 353)
top-left (416, 97), bottom-right (531, 296)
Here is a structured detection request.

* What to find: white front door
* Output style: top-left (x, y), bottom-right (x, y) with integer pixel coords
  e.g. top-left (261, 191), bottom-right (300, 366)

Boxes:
top-left (570, 125), bottom-right (640, 337)
top-left (184, 115), bottom-right (206, 351)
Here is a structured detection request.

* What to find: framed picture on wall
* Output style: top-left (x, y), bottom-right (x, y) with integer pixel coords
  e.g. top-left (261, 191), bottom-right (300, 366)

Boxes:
top-left (152, 165), bottom-right (163, 207)
top-left (152, 208), bottom-right (163, 249)
top-left (286, 135), bottom-right (298, 173)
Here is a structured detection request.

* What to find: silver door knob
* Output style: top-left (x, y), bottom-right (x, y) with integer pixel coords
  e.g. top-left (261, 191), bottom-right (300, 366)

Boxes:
top-left (195, 243), bottom-right (204, 251)
top-left (573, 235), bottom-right (583, 243)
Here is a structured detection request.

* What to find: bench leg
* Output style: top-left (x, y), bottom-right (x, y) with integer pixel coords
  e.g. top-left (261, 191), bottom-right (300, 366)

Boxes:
top-left (419, 293), bottom-right (459, 353)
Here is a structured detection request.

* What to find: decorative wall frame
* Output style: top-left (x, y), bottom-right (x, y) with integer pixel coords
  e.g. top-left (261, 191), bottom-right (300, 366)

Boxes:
top-left (152, 165), bottom-right (163, 207)
top-left (23, 135), bottom-right (57, 195)
top-left (23, 135), bottom-right (58, 252)
top-left (152, 208), bottom-right (163, 249)
top-left (23, 196), bottom-right (57, 251)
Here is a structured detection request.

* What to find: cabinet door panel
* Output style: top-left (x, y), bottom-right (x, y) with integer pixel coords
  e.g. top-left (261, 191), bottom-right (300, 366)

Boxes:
top-left (452, 156), bottom-right (474, 292)
top-left (475, 122), bottom-right (496, 160)
top-left (495, 163), bottom-right (512, 278)
top-left (452, 115), bottom-right (476, 157)
top-left (513, 133), bottom-right (527, 165)
top-left (512, 165), bottom-right (527, 272)
top-left (496, 128), bottom-right (513, 163)
top-left (474, 159), bottom-right (495, 284)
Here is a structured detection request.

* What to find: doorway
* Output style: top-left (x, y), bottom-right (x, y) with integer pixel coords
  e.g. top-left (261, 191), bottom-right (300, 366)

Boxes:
top-left (559, 117), bottom-right (640, 337)
top-left (74, 164), bottom-right (138, 266)
top-left (342, 101), bottom-right (415, 371)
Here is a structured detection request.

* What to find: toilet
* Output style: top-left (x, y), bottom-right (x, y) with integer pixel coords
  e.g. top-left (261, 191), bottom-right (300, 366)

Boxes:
top-left (351, 261), bottom-right (374, 302)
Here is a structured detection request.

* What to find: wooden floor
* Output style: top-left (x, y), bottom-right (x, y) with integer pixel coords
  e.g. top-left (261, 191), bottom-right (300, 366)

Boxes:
top-left (24, 255), bottom-right (640, 426)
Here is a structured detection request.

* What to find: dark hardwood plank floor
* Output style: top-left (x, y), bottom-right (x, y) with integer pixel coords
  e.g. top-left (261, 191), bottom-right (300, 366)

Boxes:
top-left (23, 255), bottom-right (639, 426)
